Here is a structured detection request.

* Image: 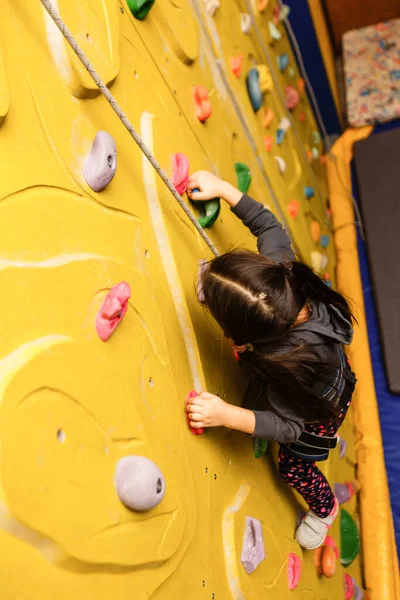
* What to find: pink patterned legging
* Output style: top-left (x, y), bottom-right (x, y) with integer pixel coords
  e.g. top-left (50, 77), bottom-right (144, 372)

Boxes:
top-left (277, 391), bottom-right (352, 518)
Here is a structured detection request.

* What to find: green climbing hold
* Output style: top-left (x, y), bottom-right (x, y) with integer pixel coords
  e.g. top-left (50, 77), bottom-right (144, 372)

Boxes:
top-left (253, 437), bottom-right (268, 458)
top-left (312, 130), bottom-right (321, 145)
top-left (340, 509), bottom-right (360, 566)
top-left (191, 195), bottom-right (221, 229)
top-left (235, 162), bottom-right (252, 194)
top-left (127, 0), bottom-right (155, 20)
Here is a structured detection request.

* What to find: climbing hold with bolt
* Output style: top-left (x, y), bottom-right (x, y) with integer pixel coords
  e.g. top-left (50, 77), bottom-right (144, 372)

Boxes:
top-left (277, 53), bottom-right (289, 71)
top-left (186, 391), bottom-right (204, 435)
top-left (171, 153), bottom-right (189, 195)
top-left (83, 131), bottom-right (117, 192)
top-left (193, 85), bottom-right (212, 122)
top-left (127, 0), bottom-right (155, 20)
top-left (230, 54), bottom-right (244, 78)
top-left (115, 456), bottom-right (166, 511)
top-left (95, 282), bottom-right (131, 342)
top-left (240, 13), bottom-right (252, 34)
top-left (235, 162), bottom-right (251, 194)
top-left (285, 86), bottom-right (300, 110)
top-left (304, 186), bottom-right (315, 199)
top-left (241, 517), bottom-right (266, 573)
top-left (287, 553), bottom-right (301, 590)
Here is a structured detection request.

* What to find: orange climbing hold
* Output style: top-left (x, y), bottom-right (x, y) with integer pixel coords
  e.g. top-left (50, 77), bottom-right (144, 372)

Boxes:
top-left (262, 106), bottom-right (275, 128)
top-left (263, 135), bottom-right (273, 152)
top-left (193, 85), bottom-right (212, 122)
top-left (298, 77), bottom-right (305, 94)
top-left (257, 0), bottom-right (268, 11)
top-left (288, 199), bottom-right (299, 219)
top-left (298, 111), bottom-right (306, 123)
top-left (311, 220), bottom-right (321, 242)
top-left (306, 149), bottom-right (313, 163)
top-left (320, 154), bottom-right (327, 165)
top-left (230, 54), bottom-right (244, 78)
top-left (314, 544), bottom-right (337, 578)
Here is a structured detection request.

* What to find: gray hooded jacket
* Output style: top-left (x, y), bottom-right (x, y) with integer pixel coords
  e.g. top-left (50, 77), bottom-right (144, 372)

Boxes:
top-left (231, 194), bottom-right (353, 443)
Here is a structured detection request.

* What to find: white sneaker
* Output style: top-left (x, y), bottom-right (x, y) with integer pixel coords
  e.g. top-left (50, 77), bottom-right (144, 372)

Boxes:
top-left (295, 499), bottom-right (338, 550)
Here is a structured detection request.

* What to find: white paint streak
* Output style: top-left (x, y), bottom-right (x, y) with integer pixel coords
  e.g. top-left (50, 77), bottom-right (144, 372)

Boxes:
top-left (222, 483), bottom-right (252, 600)
top-left (42, 0), bottom-right (73, 85)
top-left (0, 254), bottom-right (105, 270)
top-left (140, 113), bottom-right (205, 392)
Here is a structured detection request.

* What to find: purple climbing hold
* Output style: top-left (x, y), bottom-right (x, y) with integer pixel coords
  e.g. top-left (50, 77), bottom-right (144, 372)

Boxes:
top-left (338, 437), bottom-right (347, 459)
top-left (334, 482), bottom-right (355, 505)
top-left (115, 456), bottom-right (166, 512)
top-left (83, 131), bottom-right (117, 192)
top-left (353, 577), bottom-right (364, 600)
top-left (241, 516), bottom-right (266, 574)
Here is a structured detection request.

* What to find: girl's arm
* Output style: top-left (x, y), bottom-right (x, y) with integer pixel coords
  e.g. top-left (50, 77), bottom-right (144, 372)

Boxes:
top-left (187, 392), bottom-right (304, 442)
top-left (187, 171), bottom-right (295, 263)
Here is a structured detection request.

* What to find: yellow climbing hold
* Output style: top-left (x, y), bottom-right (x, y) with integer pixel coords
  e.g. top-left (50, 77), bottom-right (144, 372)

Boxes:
top-left (257, 65), bottom-right (273, 94)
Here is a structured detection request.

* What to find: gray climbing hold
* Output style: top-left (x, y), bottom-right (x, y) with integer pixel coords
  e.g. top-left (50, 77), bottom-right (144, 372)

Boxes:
top-left (338, 437), bottom-right (347, 459)
top-left (115, 456), bottom-right (166, 511)
top-left (83, 131), bottom-right (117, 192)
top-left (241, 516), bottom-right (266, 574)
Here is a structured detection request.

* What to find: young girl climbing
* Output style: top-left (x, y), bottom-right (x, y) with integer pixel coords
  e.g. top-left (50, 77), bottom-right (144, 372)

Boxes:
top-left (186, 171), bottom-right (356, 550)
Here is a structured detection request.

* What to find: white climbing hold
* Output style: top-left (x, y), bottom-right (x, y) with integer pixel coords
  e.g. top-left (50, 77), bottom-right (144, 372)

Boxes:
top-left (241, 517), bottom-right (266, 574)
top-left (203, 0), bottom-right (220, 17)
top-left (321, 254), bottom-right (328, 271)
top-left (240, 13), bottom-right (252, 34)
top-left (279, 4), bottom-right (291, 21)
top-left (275, 155), bottom-right (286, 175)
top-left (279, 117), bottom-right (291, 133)
top-left (311, 250), bottom-right (323, 272)
top-left (268, 21), bottom-right (282, 41)
top-left (83, 130), bottom-right (117, 192)
top-left (115, 456), bottom-right (166, 512)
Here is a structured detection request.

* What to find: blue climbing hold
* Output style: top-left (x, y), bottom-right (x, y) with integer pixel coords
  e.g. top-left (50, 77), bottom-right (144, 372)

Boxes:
top-left (304, 186), bottom-right (315, 199)
top-left (277, 53), bottom-right (289, 71)
top-left (276, 128), bottom-right (285, 145)
top-left (321, 234), bottom-right (330, 248)
top-left (246, 68), bottom-right (262, 112)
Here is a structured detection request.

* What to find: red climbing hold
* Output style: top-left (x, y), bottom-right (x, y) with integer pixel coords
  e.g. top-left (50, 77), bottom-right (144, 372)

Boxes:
top-left (288, 199), bottom-right (299, 219)
top-left (287, 552), bottom-right (301, 590)
top-left (344, 573), bottom-right (355, 599)
top-left (285, 86), bottom-right (300, 110)
top-left (298, 111), bottom-right (306, 123)
top-left (230, 54), bottom-right (244, 78)
top-left (193, 85), bottom-right (212, 122)
top-left (171, 153), bottom-right (190, 195)
top-left (95, 282), bottom-right (131, 342)
top-left (186, 391), bottom-right (204, 435)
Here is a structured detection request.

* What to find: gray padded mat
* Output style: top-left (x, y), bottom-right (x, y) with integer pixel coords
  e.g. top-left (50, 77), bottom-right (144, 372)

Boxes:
top-left (354, 128), bottom-right (400, 394)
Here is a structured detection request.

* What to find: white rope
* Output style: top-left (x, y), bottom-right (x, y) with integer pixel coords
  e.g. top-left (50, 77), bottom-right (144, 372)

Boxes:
top-left (40, 0), bottom-right (220, 257)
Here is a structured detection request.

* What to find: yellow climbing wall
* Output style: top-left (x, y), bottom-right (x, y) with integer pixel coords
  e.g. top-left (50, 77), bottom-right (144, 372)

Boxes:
top-left (0, 1), bottom-right (362, 598)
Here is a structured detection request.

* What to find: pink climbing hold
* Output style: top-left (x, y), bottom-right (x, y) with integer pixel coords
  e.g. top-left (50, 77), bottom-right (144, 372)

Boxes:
top-left (186, 391), bottom-right (204, 435)
top-left (95, 282), bottom-right (131, 342)
top-left (344, 573), bottom-right (355, 600)
top-left (171, 153), bottom-right (190, 195)
top-left (230, 54), bottom-right (244, 78)
top-left (288, 552), bottom-right (301, 590)
top-left (285, 86), bottom-right (300, 110)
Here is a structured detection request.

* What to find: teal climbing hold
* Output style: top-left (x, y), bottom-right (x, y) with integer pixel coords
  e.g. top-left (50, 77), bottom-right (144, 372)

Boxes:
top-left (127, 0), bottom-right (155, 20)
top-left (312, 130), bottom-right (321, 145)
top-left (312, 147), bottom-right (320, 160)
top-left (268, 21), bottom-right (282, 41)
top-left (246, 68), bottom-right (262, 112)
top-left (253, 437), bottom-right (268, 459)
top-left (276, 128), bottom-right (285, 145)
top-left (277, 53), bottom-right (289, 71)
top-left (304, 186), bottom-right (315, 199)
top-left (340, 509), bottom-right (360, 566)
top-left (288, 66), bottom-right (295, 79)
top-left (235, 162), bottom-right (252, 194)
top-left (321, 234), bottom-right (330, 248)
top-left (191, 190), bottom-right (220, 228)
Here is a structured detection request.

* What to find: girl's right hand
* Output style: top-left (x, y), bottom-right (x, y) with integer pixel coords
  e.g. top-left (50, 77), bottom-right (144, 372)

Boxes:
top-left (187, 171), bottom-right (225, 201)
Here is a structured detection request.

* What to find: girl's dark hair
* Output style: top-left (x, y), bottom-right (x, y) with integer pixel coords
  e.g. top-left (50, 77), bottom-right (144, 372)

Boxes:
top-left (200, 250), bottom-right (354, 421)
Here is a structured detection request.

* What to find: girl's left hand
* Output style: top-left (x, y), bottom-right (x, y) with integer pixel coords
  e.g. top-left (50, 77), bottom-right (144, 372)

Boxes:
top-left (186, 392), bottom-right (231, 429)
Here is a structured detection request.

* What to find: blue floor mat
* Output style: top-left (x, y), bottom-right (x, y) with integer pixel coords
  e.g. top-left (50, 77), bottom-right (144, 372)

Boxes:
top-left (351, 143), bottom-right (400, 557)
